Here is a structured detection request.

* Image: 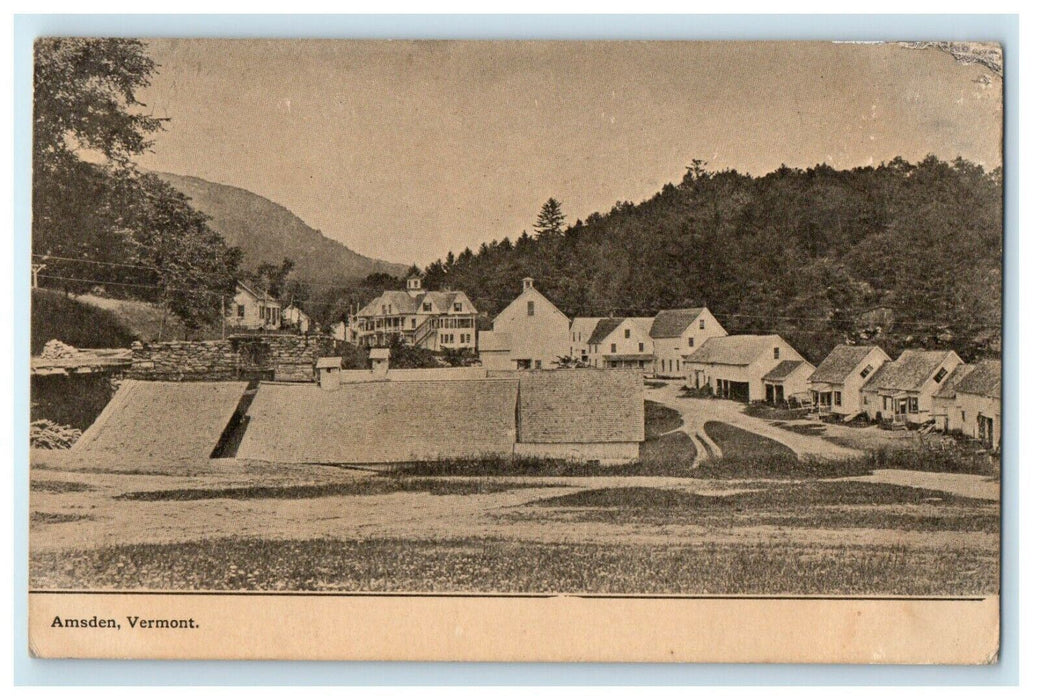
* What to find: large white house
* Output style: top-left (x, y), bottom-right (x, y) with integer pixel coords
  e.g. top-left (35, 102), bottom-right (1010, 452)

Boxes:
top-left (808, 345), bottom-right (892, 418)
top-left (649, 308), bottom-right (727, 378)
top-left (684, 334), bottom-right (808, 403)
top-left (586, 317), bottom-right (655, 370)
top-left (478, 278), bottom-right (571, 370)
top-left (226, 280), bottom-right (281, 331)
top-left (352, 275), bottom-right (478, 351)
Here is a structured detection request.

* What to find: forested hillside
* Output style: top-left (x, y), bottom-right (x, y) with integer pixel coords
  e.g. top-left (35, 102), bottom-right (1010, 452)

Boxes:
top-left (420, 157), bottom-right (1002, 362)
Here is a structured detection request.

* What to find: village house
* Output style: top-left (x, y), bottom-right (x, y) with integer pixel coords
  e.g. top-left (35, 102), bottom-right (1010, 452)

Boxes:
top-left (935, 359), bottom-right (1001, 449)
top-left (586, 317), bottom-right (655, 371)
top-left (684, 334), bottom-right (809, 403)
top-left (932, 363), bottom-right (977, 432)
top-left (352, 274), bottom-right (478, 352)
top-left (226, 280), bottom-right (281, 331)
top-left (649, 308), bottom-right (727, 378)
top-left (568, 317), bottom-right (605, 365)
top-left (281, 303), bottom-right (312, 333)
top-left (860, 349), bottom-right (964, 426)
top-left (808, 345), bottom-right (892, 419)
top-left (478, 278), bottom-right (571, 370)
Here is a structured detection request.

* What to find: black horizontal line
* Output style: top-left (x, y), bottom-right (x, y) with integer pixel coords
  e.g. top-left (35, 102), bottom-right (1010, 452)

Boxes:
top-left (28, 590), bottom-right (987, 602)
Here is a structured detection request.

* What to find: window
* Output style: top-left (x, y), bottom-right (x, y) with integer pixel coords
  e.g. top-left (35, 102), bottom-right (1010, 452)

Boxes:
top-left (699, 319), bottom-right (705, 330)
top-left (688, 337), bottom-right (695, 347)
top-left (527, 301), bottom-right (535, 316)
top-left (411, 318), bottom-right (416, 329)
top-left (883, 396), bottom-right (890, 410)
top-left (624, 329), bottom-right (631, 339)
top-left (638, 342), bottom-right (644, 352)
top-left (834, 391), bottom-right (842, 407)
top-left (961, 410), bottom-right (966, 422)
top-left (860, 364), bottom-right (874, 378)
top-left (611, 343), bottom-right (617, 353)
top-left (422, 302), bottom-right (432, 312)
top-left (534, 360), bottom-right (542, 369)
top-left (773, 347), bottom-right (780, 359)
top-left (236, 304), bottom-right (245, 318)
top-left (934, 367), bottom-right (948, 383)
top-left (908, 397), bottom-right (919, 414)
top-left (382, 305), bottom-right (387, 315)
top-left (863, 395), bottom-right (868, 406)
top-left (453, 303), bottom-right (462, 312)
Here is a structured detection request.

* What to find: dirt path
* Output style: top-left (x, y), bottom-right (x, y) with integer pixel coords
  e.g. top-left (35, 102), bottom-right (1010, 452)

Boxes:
top-left (835, 469), bottom-right (1000, 502)
top-left (644, 383), bottom-right (861, 460)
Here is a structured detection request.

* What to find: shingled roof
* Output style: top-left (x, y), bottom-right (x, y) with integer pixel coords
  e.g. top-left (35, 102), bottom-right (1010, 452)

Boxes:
top-left (237, 380), bottom-right (518, 463)
top-left (72, 380), bottom-right (249, 465)
top-left (861, 350), bottom-right (956, 393)
top-left (808, 345), bottom-right (885, 384)
top-left (588, 318), bottom-right (624, 345)
top-left (649, 308), bottom-right (705, 338)
top-left (763, 360), bottom-right (810, 382)
top-left (357, 289), bottom-right (474, 317)
top-left (953, 359), bottom-right (1001, 399)
top-left (934, 363), bottom-right (976, 399)
top-left (518, 370), bottom-right (644, 444)
top-left (686, 335), bottom-right (789, 366)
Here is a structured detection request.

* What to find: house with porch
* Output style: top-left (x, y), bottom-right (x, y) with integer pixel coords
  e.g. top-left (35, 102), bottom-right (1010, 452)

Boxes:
top-left (587, 317), bottom-right (655, 370)
top-left (478, 278), bottom-right (571, 370)
top-left (860, 349), bottom-right (964, 426)
top-left (935, 359), bottom-right (1001, 449)
top-left (684, 334), bottom-right (808, 403)
top-left (650, 308), bottom-right (727, 378)
top-left (226, 280), bottom-right (281, 331)
top-left (352, 275), bottom-right (478, 352)
top-left (761, 360), bottom-right (816, 405)
top-left (808, 345), bottom-right (892, 419)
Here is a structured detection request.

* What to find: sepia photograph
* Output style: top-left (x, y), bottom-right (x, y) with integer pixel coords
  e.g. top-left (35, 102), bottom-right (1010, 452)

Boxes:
top-left (25, 37), bottom-right (1004, 661)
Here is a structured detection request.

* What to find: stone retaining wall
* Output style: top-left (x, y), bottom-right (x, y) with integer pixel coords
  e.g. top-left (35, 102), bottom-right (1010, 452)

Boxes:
top-left (128, 334), bottom-right (336, 382)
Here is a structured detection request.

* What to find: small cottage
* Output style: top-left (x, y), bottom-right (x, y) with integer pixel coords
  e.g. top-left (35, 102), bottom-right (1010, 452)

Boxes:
top-left (227, 280), bottom-right (281, 331)
top-left (587, 317), bottom-right (655, 371)
top-left (808, 345), bottom-right (892, 419)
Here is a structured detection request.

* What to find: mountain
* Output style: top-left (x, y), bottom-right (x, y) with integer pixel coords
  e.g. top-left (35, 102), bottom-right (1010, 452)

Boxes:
top-left (155, 172), bottom-right (409, 284)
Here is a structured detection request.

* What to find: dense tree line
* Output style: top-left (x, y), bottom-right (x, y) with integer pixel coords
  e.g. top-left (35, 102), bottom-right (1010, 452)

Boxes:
top-left (418, 158), bottom-right (1002, 363)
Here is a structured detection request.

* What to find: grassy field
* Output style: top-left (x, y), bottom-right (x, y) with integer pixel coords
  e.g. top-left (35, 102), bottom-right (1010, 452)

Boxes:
top-left (31, 289), bottom-right (136, 354)
top-left (30, 536), bottom-right (997, 595)
top-left (704, 421), bottom-right (797, 459)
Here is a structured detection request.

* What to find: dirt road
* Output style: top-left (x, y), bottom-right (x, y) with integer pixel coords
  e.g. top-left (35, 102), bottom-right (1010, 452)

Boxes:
top-left (644, 382), bottom-right (862, 460)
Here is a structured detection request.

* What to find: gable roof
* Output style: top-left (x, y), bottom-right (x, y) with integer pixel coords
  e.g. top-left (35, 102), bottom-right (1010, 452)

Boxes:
top-left (315, 357), bottom-right (341, 369)
top-left (686, 335), bottom-right (791, 366)
top-left (629, 317), bottom-right (655, 335)
top-left (492, 285), bottom-right (570, 326)
top-left (953, 359), bottom-right (1001, 399)
top-left (649, 308), bottom-right (705, 339)
top-left (517, 370), bottom-right (643, 444)
top-left (861, 350), bottom-right (956, 393)
top-left (588, 318), bottom-right (625, 345)
top-left (808, 345), bottom-right (888, 384)
top-left (763, 360), bottom-right (811, 382)
top-left (236, 279), bottom-right (277, 302)
top-left (571, 317), bottom-right (605, 338)
top-left (934, 363), bottom-right (976, 399)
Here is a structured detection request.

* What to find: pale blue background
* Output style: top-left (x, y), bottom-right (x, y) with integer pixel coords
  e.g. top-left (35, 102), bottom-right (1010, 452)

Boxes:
top-left (12, 13), bottom-right (1019, 685)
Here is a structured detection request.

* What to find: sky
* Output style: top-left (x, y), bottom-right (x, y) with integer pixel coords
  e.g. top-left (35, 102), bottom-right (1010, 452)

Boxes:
top-left (134, 40), bottom-right (1003, 267)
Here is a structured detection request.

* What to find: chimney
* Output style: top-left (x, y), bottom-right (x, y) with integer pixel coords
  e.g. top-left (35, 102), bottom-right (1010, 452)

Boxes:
top-left (369, 347), bottom-right (390, 378)
top-left (522, 277), bottom-right (534, 291)
top-left (315, 357), bottom-right (342, 391)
